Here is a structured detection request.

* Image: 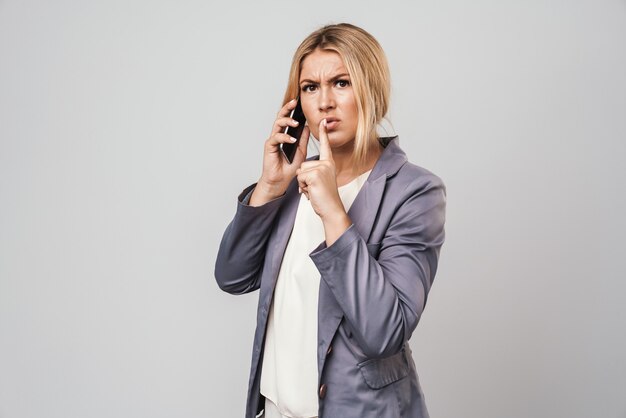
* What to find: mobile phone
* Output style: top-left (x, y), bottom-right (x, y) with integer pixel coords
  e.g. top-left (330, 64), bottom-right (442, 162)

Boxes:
top-left (279, 99), bottom-right (306, 164)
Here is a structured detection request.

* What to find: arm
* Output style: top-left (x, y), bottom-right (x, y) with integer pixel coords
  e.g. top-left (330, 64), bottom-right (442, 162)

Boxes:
top-left (310, 174), bottom-right (446, 358)
top-left (214, 98), bottom-right (310, 294)
top-left (214, 184), bottom-right (286, 295)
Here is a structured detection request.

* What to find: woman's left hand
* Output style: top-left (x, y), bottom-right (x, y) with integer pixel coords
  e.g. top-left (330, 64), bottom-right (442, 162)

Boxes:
top-left (296, 119), bottom-right (345, 221)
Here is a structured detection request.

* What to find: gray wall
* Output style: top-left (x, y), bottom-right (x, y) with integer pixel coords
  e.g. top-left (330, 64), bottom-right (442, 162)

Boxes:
top-left (1, 1), bottom-right (625, 417)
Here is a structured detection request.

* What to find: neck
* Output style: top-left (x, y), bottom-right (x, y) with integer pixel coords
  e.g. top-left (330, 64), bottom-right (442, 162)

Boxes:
top-left (333, 141), bottom-right (382, 187)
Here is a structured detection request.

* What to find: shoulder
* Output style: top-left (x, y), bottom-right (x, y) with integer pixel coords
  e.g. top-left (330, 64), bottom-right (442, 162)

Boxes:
top-left (367, 138), bottom-right (446, 242)
top-left (384, 162), bottom-right (446, 243)
top-left (390, 160), bottom-right (446, 200)
top-left (375, 137), bottom-right (445, 195)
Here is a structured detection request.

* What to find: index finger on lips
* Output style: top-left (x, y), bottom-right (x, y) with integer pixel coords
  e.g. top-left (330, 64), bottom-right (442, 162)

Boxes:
top-left (318, 119), bottom-right (333, 161)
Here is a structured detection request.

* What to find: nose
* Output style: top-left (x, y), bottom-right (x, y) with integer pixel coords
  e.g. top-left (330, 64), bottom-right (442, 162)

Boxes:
top-left (318, 86), bottom-right (335, 112)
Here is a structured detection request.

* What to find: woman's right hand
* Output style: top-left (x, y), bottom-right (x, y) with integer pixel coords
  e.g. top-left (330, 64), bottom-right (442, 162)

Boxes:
top-left (249, 98), bottom-right (309, 206)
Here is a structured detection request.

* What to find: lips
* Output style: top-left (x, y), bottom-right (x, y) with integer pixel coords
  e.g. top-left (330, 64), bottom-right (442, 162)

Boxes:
top-left (324, 117), bottom-right (340, 130)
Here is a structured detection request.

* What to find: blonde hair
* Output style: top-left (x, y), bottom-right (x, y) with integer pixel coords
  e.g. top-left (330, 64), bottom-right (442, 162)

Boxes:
top-left (283, 23), bottom-right (391, 168)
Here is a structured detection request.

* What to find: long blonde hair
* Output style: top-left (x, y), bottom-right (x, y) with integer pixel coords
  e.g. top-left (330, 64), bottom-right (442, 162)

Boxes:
top-left (283, 23), bottom-right (391, 168)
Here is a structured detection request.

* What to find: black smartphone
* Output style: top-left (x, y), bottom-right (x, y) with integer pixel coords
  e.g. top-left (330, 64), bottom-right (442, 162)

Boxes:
top-left (280, 99), bottom-right (306, 164)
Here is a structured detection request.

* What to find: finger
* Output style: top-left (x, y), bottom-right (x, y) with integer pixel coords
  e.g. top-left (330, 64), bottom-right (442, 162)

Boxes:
top-left (277, 98), bottom-right (298, 119)
top-left (299, 160), bottom-right (326, 171)
top-left (297, 170), bottom-right (306, 184)
top-left (298, 180), bottom-right (309, 196)
top-left (271, 116), bottom-right (301, 135)
top-left (297, 170), bottom-right (312, 189)
top-left (297, 179), bottom-right (310, 199)
top-left (318, 118), bottom-right (333, 161)
top-left (267, 132), bottom-right (299, 147)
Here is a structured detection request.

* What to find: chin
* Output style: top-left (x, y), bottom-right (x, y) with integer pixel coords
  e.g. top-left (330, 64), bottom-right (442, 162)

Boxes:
top-left (330, 135), bottom-right (355, 148)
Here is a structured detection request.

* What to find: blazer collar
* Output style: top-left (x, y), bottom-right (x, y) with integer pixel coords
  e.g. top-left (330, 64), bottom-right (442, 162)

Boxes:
top-left (368, 136), bottom-right (407, 181)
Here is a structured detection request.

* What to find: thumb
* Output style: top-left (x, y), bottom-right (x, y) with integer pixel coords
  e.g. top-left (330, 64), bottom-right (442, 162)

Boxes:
top-left (318, 119), bottom-right (333, 161)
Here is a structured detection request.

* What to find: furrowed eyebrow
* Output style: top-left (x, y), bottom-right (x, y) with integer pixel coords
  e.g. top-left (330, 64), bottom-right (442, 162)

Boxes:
top-left (299, 73), bottom-right (350, 85)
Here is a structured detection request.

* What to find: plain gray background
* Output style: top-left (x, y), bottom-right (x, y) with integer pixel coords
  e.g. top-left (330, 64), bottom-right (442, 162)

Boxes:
top-left (1, 0), bottom-right (625, 417)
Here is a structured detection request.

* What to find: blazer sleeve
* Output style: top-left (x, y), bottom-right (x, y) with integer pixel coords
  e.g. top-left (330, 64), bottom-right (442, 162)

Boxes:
top-left (310, 173), bottom-right (446, 358)
top-left (214, 183), bottom-right (286, 295)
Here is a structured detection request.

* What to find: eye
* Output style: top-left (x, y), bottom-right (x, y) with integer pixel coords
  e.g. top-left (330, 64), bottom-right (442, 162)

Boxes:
top-left (301, 84), bottom-right (317, 93)
top-left (336, 79), bottom-right (351, 88)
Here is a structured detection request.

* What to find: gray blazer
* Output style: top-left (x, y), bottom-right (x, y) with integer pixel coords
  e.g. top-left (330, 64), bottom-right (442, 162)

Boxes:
top-left (215, 137), bottom-right (446, 418)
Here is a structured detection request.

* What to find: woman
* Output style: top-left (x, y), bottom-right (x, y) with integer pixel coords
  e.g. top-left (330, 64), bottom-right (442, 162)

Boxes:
top-left (215, 23), bottom-right (446, 418)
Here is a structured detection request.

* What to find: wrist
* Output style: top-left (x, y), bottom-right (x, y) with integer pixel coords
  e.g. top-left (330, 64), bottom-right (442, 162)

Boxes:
top-left (250, 179), bottom-right (286, 206)
top-left (322, 210), bottom-right (352, 246)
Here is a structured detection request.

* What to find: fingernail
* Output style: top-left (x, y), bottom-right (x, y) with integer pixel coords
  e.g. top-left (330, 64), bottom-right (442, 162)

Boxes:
top-left (291, 98), bottom-right (297, 103)
top-left (322, 119), bottom-right (327, 127)
top-left (293, 120), bottom-right (299, 125)
top-left (290, 137), bottom-right (297, 142)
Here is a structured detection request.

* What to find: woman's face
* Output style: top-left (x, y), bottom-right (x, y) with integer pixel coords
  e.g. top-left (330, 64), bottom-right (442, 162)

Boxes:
top-left (299, 49), bottom-right (358, 151)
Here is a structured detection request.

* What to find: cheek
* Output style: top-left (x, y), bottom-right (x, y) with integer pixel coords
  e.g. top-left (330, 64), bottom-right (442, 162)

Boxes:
top-left (301, 108), bottom-right (318, 132)
top-left (345, 106), bottom-right (358, 129)
top-left (341, 97), bottom-right (358, 121)
top-left (301, 103), bottom-right (315, 122)
top-left (348, 101), bottom-right (358, 118)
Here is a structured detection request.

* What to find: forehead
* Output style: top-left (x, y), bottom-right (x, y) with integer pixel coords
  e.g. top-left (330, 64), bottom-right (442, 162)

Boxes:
top-left (299, 49), bottom-right (347, 80)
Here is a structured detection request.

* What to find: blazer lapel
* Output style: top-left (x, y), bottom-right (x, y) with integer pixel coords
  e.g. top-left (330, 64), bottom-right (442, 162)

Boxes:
top-left (267, 179), bottom-right (301, 291)
top-left (346, 173), bottom-right (387, 242)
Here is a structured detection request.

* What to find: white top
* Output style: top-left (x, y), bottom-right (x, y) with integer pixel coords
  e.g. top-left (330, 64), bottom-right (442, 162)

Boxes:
top-left (260, 170), bottom-right (372, 418)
